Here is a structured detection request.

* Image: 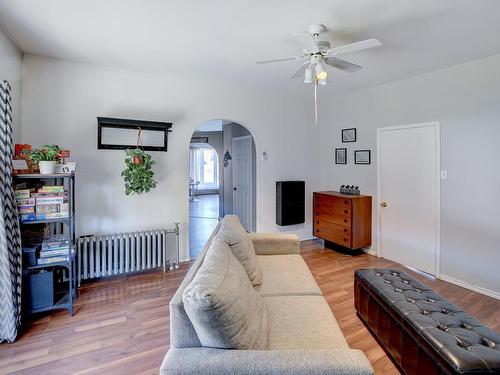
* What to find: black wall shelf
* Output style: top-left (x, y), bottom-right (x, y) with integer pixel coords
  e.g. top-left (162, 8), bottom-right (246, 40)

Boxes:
top-left (97, 117), bottom-right (173, 151)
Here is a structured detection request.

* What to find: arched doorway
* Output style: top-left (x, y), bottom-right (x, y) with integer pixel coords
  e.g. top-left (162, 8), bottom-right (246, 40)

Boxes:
top-left (188, 119), bottom-right (256, 258)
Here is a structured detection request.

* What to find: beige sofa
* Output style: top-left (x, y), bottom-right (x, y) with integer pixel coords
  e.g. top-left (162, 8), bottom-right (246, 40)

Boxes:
top-left (161, 216), bottom-right (373, 375)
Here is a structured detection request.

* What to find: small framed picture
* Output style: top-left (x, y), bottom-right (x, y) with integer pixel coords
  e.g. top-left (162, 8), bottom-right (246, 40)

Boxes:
top-left (335, 148), bottom-right (347, 164)
top-left (354, 150), bottom-right (371, 165)
top-left (342, 128), bottom-right (357, 143)
top-left (190, 136), bottom-right (209, 143)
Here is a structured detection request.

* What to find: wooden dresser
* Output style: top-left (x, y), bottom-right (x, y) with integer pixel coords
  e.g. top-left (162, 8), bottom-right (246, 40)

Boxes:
top-left (313, 191), bottom-right (372, 250)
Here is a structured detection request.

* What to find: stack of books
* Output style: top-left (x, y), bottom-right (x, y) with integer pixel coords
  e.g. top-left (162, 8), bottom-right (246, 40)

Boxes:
top-left (33, 185), bottom-right (69, 221)
top-left (15, 187), bottom-right (36, 222)
top-left (37, 235), bottom-right (73, 265)
top-left (15, 185), bottom-right (69, 222)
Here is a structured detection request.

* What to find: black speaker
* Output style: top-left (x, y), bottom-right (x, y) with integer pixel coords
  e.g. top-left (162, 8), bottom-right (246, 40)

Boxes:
top-left (276, 181), bottom-right (305, 226)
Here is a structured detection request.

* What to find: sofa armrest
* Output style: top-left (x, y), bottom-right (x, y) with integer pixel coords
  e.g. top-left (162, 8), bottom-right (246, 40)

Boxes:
top-left (161, 348), bottom-right (373, 375)
top-left (248, 233), bottom-right (300, 255)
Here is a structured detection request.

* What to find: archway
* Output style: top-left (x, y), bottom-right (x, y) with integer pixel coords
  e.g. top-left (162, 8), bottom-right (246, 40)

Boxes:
top-left (188, 119), bottom-right (256, 258)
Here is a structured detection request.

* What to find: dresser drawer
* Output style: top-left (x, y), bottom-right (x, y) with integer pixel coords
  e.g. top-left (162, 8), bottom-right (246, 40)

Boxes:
top-left (314, 221), bottom-right (351, 246)
top-left (314, 220), bottom-right (351, 237)
top-left (314, 194), bottom-right (352, 209)
top-left (314, 204), bottom-right (351, 218)
top-left (313, 212), bottom-right (351, 227)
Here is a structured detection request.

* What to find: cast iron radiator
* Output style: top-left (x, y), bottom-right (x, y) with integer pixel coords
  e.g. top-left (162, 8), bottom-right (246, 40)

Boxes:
top-left (76, 224), bottom-right (180, 286)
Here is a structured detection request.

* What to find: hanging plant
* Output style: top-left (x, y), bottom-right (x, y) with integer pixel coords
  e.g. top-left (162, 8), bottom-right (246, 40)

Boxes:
top-left (121, 128), bottom-right (157, 195)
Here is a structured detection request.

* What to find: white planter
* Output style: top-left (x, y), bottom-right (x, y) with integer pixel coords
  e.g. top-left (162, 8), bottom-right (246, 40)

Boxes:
top-left (38, 161), bottom-right (57, 174)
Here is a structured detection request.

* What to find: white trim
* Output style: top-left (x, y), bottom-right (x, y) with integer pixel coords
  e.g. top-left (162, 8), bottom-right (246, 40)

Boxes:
top-left (361, 248), bottom-right (377, 256)
top-left (439, 274), bottom-right (500, 300)
top-left (232, 135), bottom-right (253, 230)
top-left (376, 121), bottom-right (441, 276)
top-left (434, 124), bottom-right (441, 277)
top-left (299, 236), bottom-right (317, 241)
top-left (233, 135), bottom-right (252, 141)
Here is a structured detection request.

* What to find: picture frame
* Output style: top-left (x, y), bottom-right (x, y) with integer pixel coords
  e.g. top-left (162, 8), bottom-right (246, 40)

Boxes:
top-left (190, 136), bottom-right (209, 143)
top-left (342, 128), bottom-right (357, 143)
top-left (335, 148), bottom-right (347, 164)
top-left (354, 150), bottom-right (371, 165)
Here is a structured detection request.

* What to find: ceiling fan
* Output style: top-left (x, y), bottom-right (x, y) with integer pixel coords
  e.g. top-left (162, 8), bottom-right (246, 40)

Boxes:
top-left (256, 24), bottom-right (382, 124)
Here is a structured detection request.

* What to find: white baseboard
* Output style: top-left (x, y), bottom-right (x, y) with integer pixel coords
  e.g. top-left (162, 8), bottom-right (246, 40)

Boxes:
top-left (438, 274), bottom-right (500, 300)
top-left (299, 236), bottom-right (317, 241)
top-left (361, 248), bottom-right (377, 256)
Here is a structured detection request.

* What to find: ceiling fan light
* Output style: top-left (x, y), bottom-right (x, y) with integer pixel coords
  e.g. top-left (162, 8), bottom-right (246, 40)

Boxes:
top-left (318, 77), bottom-right (329, 86)
top-left (315, 63), bottom-right (328, 80)
top-left (304, 67), bottom-right (313, 84)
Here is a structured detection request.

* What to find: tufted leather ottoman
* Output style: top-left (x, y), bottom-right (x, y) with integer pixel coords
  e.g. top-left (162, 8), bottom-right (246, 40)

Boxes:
top-left (354, 269), bottom-right (500, 374)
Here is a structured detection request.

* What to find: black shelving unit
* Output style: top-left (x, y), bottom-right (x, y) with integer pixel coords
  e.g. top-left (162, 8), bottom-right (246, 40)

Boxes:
top-left (15, 172), bottom-right (77, 316)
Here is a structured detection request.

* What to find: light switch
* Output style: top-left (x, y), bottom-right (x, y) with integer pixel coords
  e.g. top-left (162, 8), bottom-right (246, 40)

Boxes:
top-left (440, 170), bottom-right (447, 179)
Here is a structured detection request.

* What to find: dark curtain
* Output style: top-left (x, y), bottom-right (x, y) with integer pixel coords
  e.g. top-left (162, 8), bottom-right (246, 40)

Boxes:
top-left (0, 80), bottom-right (22, 342)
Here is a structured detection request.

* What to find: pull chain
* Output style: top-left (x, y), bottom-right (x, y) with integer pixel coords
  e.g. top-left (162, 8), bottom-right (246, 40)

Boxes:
top-left (314, 80), bottom-right (318, 126)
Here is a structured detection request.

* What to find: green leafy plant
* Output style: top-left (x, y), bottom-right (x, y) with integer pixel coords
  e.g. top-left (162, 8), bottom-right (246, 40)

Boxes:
top-left (121, 148), bottom-right (157, 195)
top-left (29, 145), bottom-right (61, 162)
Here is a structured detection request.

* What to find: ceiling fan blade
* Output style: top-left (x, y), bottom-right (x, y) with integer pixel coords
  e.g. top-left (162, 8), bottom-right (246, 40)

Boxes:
top-left (289, 61), bottom-right (309, 79)
top-left (325, 56), bottom-right (362, 73)
top-left (325, 38), bottom-right (382, 56)
top-left (293, 33), bottom-right (320, 53)
top-left (256, 56), bottom-right (304, 64)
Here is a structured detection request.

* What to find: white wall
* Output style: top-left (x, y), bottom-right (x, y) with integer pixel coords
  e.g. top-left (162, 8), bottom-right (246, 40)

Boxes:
top-left (21, 54), bottom-right (322, 261)
top-left (0, 27), bottom-right (22, 142)
top-left (320, 53), bottom-right (500, 296)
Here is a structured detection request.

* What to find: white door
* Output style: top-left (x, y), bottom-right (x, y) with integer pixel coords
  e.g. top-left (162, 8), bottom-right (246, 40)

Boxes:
top-left (377, 122), bottom-right (440, 275)
top-left (232, 135), bottom-right (253, 230)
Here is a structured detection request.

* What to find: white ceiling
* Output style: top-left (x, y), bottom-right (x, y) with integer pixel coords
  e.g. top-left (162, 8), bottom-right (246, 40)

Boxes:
top-left (1, 0), bottom-right (500, 96)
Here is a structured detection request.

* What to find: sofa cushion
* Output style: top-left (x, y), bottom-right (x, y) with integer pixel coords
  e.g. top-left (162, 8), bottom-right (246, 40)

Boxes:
top-left (182, 238), bottom-right (268, 350)
top-left (264, 295), bottom-right (349, 350)
top-left (257, 254), bottom-right (322, 296)
top-left (169, 222), bottom-right (222, 349)
top-left (217, 215), bottom-right (263, 288)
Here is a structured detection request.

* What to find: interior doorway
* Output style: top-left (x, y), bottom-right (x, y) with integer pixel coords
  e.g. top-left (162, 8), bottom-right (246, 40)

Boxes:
top-left (377, 122), bottom-right (440, 275)
top-left (188, 120), bottom-right (256, 259)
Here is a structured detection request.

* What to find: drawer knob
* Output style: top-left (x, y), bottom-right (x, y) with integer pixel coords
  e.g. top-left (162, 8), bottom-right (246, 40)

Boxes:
top-left (344, 219), bottom-right (347, 223)
top-left (316, 229), bottom-right (319, 233)
top-left (344, 238), bottom-right (347, 242)
top-left (344, 201), bottom-right (348, 205)
top-left (316, 221), bottom-right (319, 224)
top-left (344, 210), bottom-right (348, 214)
top-left (344, 229), bottom-right (347, 233)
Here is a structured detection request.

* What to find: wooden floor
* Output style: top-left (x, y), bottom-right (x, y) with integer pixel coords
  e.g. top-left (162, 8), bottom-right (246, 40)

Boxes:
top-left (1, 240), bottom-right (499, 375)
top-left (189, 194), bottom-right (219, 259)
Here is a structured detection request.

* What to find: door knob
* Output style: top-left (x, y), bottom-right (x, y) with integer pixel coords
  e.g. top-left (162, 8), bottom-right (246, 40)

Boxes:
top-left (381, 202), bottom-right (387, 207)
top-left (233, 187), bottom-right (237, 191)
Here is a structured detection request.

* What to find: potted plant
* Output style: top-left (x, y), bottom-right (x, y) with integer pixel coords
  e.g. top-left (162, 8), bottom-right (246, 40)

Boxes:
top-left (121, 148), bottom-right (157, 195)
top-left (29, 145), bottom-right (61, 174)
